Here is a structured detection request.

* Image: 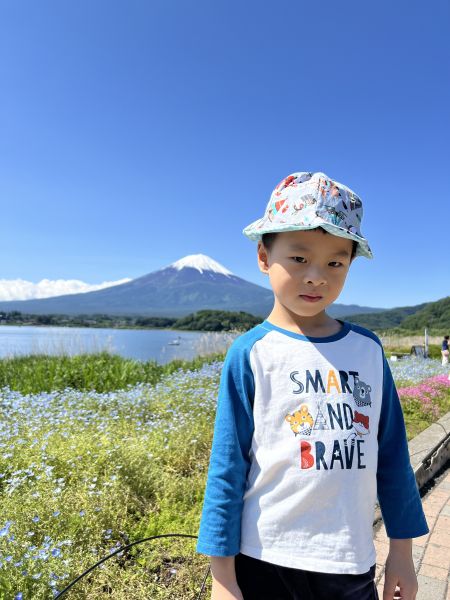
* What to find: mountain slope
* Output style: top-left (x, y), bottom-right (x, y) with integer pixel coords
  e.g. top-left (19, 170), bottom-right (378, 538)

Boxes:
top-left (0, 255), bottom-right (274, 317)
top-left (341, 303), bottom-right (427, 329)
top-left (342, 296), bottom-right (450, 331)
top-left (401, 296), bottom-right (450, 330)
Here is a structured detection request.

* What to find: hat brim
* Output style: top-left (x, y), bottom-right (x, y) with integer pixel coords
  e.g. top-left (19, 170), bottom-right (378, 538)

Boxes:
top-left (242, 219), bottom-right (373, 259)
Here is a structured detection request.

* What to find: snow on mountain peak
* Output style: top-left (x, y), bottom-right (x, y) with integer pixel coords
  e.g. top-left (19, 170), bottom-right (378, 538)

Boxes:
top-left (169, 254), bottom-right (234, 277)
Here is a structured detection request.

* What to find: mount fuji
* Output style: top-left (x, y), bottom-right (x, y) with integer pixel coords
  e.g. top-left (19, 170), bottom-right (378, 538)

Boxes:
top-left (0, 254), bottom-right (383, 318)
top-left (0, 254), bottom-right (275, 317)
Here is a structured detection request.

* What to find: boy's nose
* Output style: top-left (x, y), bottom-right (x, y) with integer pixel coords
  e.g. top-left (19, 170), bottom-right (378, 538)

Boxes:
top-left (302, 267), bottom-right (326, 286)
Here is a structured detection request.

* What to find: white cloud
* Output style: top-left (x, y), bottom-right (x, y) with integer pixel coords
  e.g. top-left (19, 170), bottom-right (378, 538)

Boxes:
top-left (0, 278), bottom-right (132, 301)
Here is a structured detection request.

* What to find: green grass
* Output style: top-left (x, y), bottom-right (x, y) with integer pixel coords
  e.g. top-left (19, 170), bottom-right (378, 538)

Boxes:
top-left (0, 351), bottom-right (225, 395)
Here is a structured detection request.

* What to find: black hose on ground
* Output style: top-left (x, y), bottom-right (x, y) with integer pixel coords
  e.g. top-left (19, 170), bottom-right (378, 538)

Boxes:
top-left (53, 533), bottom-right (210, 600)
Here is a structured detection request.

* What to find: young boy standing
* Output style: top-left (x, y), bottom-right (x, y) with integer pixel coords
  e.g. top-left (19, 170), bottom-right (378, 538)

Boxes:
top-left (197, 172), bottom-right (428, 600)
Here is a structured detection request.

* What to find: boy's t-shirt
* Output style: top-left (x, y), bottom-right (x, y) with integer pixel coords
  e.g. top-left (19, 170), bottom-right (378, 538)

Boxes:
top-left (196, 320), bottom-right (429, 575)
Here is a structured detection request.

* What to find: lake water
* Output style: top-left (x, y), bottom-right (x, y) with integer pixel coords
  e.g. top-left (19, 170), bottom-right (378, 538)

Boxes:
top-left (0, 326), bottom-right (238, 364)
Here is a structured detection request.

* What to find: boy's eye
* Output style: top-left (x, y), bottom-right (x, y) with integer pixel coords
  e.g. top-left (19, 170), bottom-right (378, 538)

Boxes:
top-left (292, 256), bottom-right (306, 263)
top-left (329, 261), bottom-right (343, 268)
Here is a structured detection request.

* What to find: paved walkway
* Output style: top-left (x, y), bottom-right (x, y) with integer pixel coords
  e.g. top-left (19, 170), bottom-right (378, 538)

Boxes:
top-left (374, 468), bottom-right (450, 599)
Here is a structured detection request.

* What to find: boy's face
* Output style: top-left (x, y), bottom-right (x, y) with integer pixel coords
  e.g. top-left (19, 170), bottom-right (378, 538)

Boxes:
top-left (257, 229), bottom-right (354, 325)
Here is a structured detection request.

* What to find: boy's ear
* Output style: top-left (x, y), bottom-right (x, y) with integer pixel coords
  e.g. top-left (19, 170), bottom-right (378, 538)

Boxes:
top-left (257, 242), bottom-right (270, 275)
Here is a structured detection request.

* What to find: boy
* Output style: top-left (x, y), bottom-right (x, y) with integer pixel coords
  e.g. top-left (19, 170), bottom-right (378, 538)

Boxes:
top-left (197, 172), bottom-right (428, 600)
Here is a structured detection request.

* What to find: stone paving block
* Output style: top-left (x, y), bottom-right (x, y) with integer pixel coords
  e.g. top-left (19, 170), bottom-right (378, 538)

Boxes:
top-left (435, 515), bottom-right (450, 530)
top-left (415, 532), bottom-right (431, 547)
top-left (426, 515), bottom-right (438, 529)
top-left (429, 530), bottom-right (450, 548)
top-left (418, 563), bottom-right (449, 581)
top-left (424, 500), bottom-right (446, 518)
top-left (413, 544), bottom-right (425, 569)
top-left (373, 452), bottom-right (450, 599)
top-left (375, 539), bottom-right (390, 563)
top-left (416, 574), bottom-right (446, 600)
top-left (374, 527), bottom-right (389, 543)
top-left (425, 498), bottom-right (449, 511)
top-left (424, 507), bottom-right (441, 519)
top-left (428, 489), bottom-right (450, 501)
top-left (375, 563), bottom-right (384, 580)
top-left (423, 495), bottom-right (446, 504)
top-left (422, 543), bottom-right (450, 570)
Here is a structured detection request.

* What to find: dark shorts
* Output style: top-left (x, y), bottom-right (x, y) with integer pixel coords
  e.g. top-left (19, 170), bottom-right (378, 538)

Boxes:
top-left (235, 553), bottom-right (379, 600)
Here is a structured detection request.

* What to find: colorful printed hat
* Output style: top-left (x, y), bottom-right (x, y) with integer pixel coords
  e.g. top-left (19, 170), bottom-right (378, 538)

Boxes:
top-left (242, 171), bottom-right (373, 259)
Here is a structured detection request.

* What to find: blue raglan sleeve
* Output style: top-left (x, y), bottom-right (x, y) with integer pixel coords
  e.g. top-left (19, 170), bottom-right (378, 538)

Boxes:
top-left (196, 338), bottom-right (255, 556)
top-left (377, 354), bottom-right (429, 538)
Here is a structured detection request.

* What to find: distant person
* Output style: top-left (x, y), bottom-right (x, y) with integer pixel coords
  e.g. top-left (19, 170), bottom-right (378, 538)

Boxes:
top-left (197, 171), bottom-right (428, 600)
top-left (442, 335), bottom-right (449, 365)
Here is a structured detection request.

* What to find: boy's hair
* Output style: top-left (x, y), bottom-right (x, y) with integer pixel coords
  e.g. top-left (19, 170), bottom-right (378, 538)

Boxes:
top-left (445, 335), bottom-right (450, 340)
top-left (261, 228), bottom-right (358, 259)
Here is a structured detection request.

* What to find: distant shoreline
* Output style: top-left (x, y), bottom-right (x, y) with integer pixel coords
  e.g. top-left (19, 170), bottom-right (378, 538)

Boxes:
top-left (0, 308), bottom-right (261, 333)
top-left (0, 322), bottom-right (178, 330)
top-left (0, 322), bottom-right (230, 334)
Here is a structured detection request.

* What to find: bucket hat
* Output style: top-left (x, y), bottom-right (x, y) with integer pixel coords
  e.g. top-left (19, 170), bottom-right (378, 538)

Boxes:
top-left (242, 171), bottom-right (373, 259)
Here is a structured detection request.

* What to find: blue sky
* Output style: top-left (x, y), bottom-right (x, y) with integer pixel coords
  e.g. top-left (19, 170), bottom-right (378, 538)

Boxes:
top-left (1, 0), bottom-right (449, 309)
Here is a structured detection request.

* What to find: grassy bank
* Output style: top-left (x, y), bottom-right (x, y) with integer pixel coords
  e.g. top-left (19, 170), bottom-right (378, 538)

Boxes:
top-left (0, 351), bottom-right (225, 395)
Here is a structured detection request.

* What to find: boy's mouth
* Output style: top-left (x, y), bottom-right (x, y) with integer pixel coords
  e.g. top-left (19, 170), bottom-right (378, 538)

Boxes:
top-left (299, 294), bottom-right (323, 303)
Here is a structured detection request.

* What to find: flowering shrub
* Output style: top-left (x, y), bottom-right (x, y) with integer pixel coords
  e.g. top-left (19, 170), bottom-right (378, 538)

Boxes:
top-left (397, 371), bottom-right (450, 439)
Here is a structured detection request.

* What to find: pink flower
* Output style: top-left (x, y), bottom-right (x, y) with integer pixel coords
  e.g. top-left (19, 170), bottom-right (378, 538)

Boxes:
top-left (397, 374), bottom-right (449, 417)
